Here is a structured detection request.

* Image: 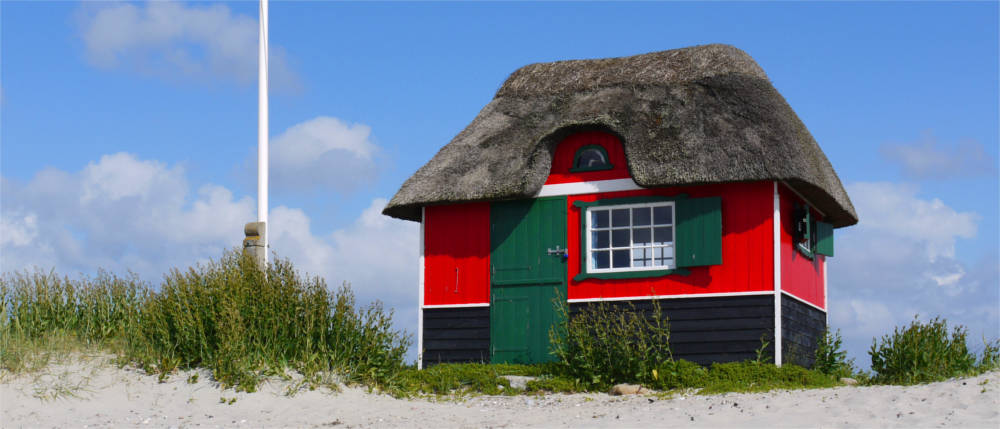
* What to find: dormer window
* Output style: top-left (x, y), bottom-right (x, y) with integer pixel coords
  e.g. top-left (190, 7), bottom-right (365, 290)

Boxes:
top-left (570, 145), bottom-right (613, 172)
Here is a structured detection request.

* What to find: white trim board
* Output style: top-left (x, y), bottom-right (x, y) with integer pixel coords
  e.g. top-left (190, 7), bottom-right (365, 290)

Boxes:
top-left (536, 178), bottom-right (643, 197)
top-left (422, 303), bottom-right (490, 309)
top-left (780, 290), bottom-right (827, 313)
top-left (417, 207), bottom-right (425, 370)
top-left (773, 181), bottom-right (783, 367)
top-left (823, 256), bottom-right (829, 325)
top-left (567, 290), bottom-right (774, 303)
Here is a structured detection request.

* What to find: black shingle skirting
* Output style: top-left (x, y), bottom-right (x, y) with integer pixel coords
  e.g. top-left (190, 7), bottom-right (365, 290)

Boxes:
top-left (781, 293), bottom-right (826, 368)
top-left (569, 294), bottom-right (775, 366)
top-left (422, 307), bottom-right (490, 366)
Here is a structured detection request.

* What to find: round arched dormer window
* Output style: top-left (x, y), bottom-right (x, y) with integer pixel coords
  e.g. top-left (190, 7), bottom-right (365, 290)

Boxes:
top-left (571, 145), bottom-right (613, 172)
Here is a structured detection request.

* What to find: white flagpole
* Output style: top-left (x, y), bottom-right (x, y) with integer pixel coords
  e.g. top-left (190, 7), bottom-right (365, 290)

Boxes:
top-left (258, 0), bottom-right (269, 263)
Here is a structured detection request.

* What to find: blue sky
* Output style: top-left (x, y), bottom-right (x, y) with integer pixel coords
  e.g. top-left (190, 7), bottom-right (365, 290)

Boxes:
top-left (2, 1), bottom-right (997, 367)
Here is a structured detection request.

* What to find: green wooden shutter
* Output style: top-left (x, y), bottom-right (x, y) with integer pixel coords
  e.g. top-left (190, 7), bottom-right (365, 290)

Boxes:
top-left (815, 221), bottom-right (834, 256)
top-left (675, 197), bottom-right (722, 268)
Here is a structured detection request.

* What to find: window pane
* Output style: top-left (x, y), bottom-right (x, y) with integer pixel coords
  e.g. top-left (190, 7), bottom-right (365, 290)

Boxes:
top-left (632, 248), bottom-right (651, 267)
top-left (633, 227), bottom-right (651, 246)
top-left (653, 206), bottom-right (672, 225)
top-left (612, 229), bottom-right (629, 247)
top-left (591, 210), bottom-right (609, 229)
top-left (653, 246), bottom-right (674, 266)
top-left (632, 208), bottom-right (651, 226)
top-left (592, 251), bottom-right (610, 269)
top-left (592, 230), bottom-right (609, 249)
top-left (576, 148), bottom-right (608, 169)
top-left (612, 249), bottom-right (630, 268)
top-left (611, 209), bottom-right (629, 227)
top-left (653, 226), bottom-right (673, 245)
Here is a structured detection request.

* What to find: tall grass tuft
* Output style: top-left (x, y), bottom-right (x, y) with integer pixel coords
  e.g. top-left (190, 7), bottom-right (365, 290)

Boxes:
top-left (868, 316), bottom-right (992, 385)
top-left (1, 250), bottom-right (410, 391)
top-left (548, 299), bottom-right (672, 389)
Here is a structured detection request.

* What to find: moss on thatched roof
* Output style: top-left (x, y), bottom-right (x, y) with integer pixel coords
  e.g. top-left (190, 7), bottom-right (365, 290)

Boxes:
top-left (383, 44), bottom-right (857, 227)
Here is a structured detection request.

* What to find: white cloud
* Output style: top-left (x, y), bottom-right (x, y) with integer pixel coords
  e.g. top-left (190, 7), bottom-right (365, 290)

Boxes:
top-left (78, 1), bottom-right (298, 90)
top-left (845, 182), bottom-right (977, 260)
top-left (828, 181), bottom-right (997, 368)
top-left (880, 132), bottom-right (996, 179)
top-left (2, 153), bottom-right (254, 276)
top-left (0, 212), bottom-right (38, 247)
top-left (269, 117), bottom-right (380, 193)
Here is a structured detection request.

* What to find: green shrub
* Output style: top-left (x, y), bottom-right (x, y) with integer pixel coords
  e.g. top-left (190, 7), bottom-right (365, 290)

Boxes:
top-left (814, 328), bottom-right (858, 379)
top-left (648, 359), bottom-right (709, 390)
top-left (978, 338), bottom-right (1000, 371)
top-left (869, 316), bottom-right (978, 385)
top-left (548, 299), bottom-right (672, 389)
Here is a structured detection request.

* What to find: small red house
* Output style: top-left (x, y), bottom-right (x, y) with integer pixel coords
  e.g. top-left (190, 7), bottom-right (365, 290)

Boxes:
top-left (383, 45), bottom-right (858, 368)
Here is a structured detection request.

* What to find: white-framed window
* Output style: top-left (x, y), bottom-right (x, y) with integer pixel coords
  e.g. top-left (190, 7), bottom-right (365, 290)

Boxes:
top-left (585, 201), bottom-right (676, 273)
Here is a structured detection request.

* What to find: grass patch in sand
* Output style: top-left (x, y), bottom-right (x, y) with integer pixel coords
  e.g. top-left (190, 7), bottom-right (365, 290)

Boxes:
top-left (1, 250), bottom-right (410, 392)
top-left (385, 363), bottom-right (547, 397)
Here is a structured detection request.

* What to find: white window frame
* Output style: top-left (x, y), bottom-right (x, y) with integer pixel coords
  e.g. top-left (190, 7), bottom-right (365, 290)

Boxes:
top-left (584, 201), bottom-right (677, 274)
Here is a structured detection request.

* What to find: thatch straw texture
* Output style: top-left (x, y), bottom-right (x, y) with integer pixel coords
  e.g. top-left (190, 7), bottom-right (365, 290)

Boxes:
top-left (383, 44), bottom-right (857, 227)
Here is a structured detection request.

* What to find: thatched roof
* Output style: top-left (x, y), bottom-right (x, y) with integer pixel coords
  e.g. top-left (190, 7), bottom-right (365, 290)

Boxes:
top-left (383, 44), bottom-right (858, 227)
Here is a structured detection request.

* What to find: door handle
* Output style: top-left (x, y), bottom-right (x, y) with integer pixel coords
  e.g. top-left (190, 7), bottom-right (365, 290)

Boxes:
top-left (547, 245), bottom-right (569, 260)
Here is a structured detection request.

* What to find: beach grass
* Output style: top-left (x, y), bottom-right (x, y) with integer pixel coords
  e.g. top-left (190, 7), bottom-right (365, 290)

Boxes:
top-left (1, 250), bottom-right (410, 392)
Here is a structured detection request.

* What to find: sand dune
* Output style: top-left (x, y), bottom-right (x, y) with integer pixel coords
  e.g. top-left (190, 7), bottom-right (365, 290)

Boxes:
top-left (2, 357), bottom-right (998, 428)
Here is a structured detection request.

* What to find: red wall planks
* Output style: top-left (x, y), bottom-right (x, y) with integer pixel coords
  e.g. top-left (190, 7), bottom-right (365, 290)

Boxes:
top-left (545, 131), bottom-right (631, 184)
top-left (778, 184), bottom-right (826, 309)
top-left (567, 182), bottom-right (775, 300)
top-left (423, 203), bottom-right (491, 306)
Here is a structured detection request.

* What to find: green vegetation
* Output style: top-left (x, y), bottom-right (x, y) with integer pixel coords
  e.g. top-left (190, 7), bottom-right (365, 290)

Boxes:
top-left (814, 328), bottom-right (859, 380)
top-left (385, 363), bottom-right (545, 397)
top-left (548, 299), bottom-right (671, 389)
top-left (868, 316), bottom-right (999, 385)
top-left (1, 250), bottom-right (409, 392)
top-left (5, 252), bottom-right (998, 397)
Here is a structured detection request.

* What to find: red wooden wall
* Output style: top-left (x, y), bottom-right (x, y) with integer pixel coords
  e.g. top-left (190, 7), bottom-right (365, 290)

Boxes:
top-left (566, 182), bottom-right (774, 300)
top-left (778, 184), bottom-right (826, 309)
top-left (423, 203), bottom-right (490, 306)
top-left (545, 131), bottom-right (631, 184)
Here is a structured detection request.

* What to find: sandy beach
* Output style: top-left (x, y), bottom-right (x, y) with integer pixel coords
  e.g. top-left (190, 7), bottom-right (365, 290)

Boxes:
top-left (2, 356), bottom-right (998, 429)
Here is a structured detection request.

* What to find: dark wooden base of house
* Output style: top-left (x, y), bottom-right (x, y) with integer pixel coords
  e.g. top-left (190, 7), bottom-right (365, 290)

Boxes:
top-left (781, 293), bottom-right (827, 368)
top-left (421, 294), bottom-right (825, 368)
top-left (422, 307), bottom-right (490, 365)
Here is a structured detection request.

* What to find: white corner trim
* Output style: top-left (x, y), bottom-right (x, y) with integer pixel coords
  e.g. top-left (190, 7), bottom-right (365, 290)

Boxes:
top-left (536, 178), bottom-right (643, 197)
top-left (773, 181), bottom-right (783, 367)
top-left (781, 290), bottom-right (827, 313)
top-left (823, 256), bottom-right (829, 325)
top-left (421, 302), bottom-right (490, 309)
top-left (417, 207), bottom-right (425, 370)
top-left (566, 290), bottom-right (774, 303)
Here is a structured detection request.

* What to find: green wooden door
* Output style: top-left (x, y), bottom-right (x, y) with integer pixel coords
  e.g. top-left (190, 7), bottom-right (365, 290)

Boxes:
top-left (490, 197), bottom-right (567, 364)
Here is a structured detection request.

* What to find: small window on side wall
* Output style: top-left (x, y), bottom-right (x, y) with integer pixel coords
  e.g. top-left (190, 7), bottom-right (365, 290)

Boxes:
top-left (570, 145), bottom-right (613, 172)
top-left (793, 203), bottom-right (834, 258)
